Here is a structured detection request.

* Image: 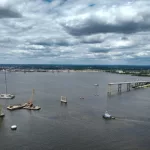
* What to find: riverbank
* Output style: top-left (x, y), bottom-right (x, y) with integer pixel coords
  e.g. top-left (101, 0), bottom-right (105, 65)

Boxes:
top-left (105, 70), bottom-right (150, 77)
top-left (0, 69), bottom-right (102, 73)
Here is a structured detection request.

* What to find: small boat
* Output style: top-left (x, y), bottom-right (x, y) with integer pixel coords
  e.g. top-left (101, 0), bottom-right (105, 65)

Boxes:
top-left (102, 111), bottom-right (115, 120)
top-left (0, 70), bottom-right (15, 99)
top-left (0, 94), bottom-right (15, 99)
top-left (0, 105), bottom-right (5, 118)
top-left (60, 96), bottom-right (67, 103)
top-left (80, 97), bottom-right (84, 99)
top-left (7, 104), bottom-right (25, 110)
top-left (11, 125), bottom-right (17, 130)
top-left (0, 113), bottom-right (5, 117)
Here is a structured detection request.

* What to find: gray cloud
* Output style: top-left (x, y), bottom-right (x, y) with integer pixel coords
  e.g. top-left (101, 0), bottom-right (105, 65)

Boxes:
top-left (0, 0), bottom-right (150, 64)
top-left (0, 7), bottom-right (21, 18)
top-left (60, 1), bottom-right (150, 36)
top-left (62, 15), bottom-right (150, 36)
top-left (89, 48), bottom-right (110, 53)
top-left (80, 35), bottom-right (105, 44)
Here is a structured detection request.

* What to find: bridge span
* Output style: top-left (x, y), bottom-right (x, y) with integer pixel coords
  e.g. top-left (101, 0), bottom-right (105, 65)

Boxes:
top-left (108, 81), bottom-right (150, 95)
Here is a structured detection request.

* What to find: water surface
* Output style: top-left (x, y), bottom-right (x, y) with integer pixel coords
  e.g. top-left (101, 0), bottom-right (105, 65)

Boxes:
top-left (0, 72), bottom-right (150, 150)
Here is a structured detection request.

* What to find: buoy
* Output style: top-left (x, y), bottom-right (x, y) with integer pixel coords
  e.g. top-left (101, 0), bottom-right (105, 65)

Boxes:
top-left (11, 125), bottom-right (17, 130)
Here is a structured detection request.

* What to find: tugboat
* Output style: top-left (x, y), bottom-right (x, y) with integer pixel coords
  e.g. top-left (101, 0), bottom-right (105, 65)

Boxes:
top-left (102, 111), bottom-right (115, 120)
top-left (102, 96), bottom-right (115, 120)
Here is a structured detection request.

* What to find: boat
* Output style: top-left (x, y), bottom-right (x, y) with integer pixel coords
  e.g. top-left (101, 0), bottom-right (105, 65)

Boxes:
top-left (23, 89), bottom-right (41, 110)
top-left (102, 111), bottom-right (115, 120)
top-left (0, 105), bottom-right (5, 118)
top-left (11, 125), bottom-right (17, 130)
top-left (0, 70), bottom-right (15, 99)
top-left (23, 105), bottom-right (41, 110)
top-left (7, 104), bottom-right (25, 110)
top-left (60, 96), bottom-right (67, 103)
top-left (102, 96), bottom-right (115, 120)
top-left (0, 94), bottom-right (15, 99)
top-left (80, 97), bottom-right (84, 99)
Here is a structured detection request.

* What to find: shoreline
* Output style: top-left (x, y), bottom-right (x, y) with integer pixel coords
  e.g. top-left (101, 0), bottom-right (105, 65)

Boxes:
top-left (0, 68), bottom-right (150, 77)
top-left (0, 69), bottom-right (103, 73)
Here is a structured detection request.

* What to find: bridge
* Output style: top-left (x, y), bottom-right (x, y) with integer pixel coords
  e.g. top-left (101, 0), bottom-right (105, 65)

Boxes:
top-left (107, 81), bottom-right (150, 95)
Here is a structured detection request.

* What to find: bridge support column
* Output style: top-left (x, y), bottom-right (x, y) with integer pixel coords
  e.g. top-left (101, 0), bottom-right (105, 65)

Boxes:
top-left (127, 83), bottom-right (131, 91)
top-left (135, 83), bottom-right (137, 88)
top-left (107, 84), bottom-right (112, 96)
top-left (118, 84), bottom-right (122, 93)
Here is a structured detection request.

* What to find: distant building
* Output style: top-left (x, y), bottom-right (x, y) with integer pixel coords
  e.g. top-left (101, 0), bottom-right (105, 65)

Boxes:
top-left (116, 70), bottom-right (124, 74)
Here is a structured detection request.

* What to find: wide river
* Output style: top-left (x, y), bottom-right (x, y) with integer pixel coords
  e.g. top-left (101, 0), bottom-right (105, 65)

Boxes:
top-left (0, 71), bottom-right (150, 150)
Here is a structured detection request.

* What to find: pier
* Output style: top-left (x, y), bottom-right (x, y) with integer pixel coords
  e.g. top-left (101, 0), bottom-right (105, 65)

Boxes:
top-left (108, 81), bottom-right (150, 95)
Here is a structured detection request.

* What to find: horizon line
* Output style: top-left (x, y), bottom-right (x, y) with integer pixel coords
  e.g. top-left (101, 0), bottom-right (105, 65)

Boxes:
top-left (0, 64), bottom-right (149, 66)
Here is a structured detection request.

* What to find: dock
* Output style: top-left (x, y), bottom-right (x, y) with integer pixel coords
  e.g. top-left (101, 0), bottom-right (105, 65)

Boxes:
top-left (108, 81), bottom-right (150, 95)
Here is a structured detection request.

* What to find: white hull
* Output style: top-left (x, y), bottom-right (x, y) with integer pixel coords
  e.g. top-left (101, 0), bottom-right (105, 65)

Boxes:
top-left (23, 106), bottom-right (41, 110)
top-left (103, 111), bottom-right (115, 120)
top-left (11, 125), bottom-right (17, 130)
top-left (0, 113), bottom-right (5, 117)
top-left (0, 94), bottom-right (15, 99)
top-left (60, 96), bottom-right (67, 103)
top-left (60, 100), bottom-right (67, 103)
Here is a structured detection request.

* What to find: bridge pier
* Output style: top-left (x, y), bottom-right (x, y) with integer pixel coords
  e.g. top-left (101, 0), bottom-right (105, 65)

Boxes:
top-left (118, 84), bottom-right (122, 93)
top-left (107, 84), bottom-right (112, 96)
top-left (127, 83), bottom-right (131, 91)
top-left (108, 80), bottom-right (149, 95)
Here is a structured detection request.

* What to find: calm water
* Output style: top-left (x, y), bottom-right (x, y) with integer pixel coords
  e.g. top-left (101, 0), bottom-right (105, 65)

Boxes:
top-left (0, 72), bottom-right (150, 150)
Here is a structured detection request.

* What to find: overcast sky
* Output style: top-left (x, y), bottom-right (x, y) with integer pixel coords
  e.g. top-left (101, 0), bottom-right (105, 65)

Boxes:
top-left (0, 0), bottom-right (150, 64)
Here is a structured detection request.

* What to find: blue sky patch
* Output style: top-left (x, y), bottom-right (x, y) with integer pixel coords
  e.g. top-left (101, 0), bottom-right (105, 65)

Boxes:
top-left (88, 4), bottom-right (95, 7)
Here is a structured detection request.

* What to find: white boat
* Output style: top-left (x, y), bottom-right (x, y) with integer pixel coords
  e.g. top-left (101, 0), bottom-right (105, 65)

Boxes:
top-left (102, 96), bottom-right (115, 120)
top-left (60, 96), bottom-right (67, 103)
top-left (0, 105), bottom-right (5, 118)
top-left (0, 94), bottom-right (15, 99)
top-left (0, 70), bottom-right (15, 99)
top-left (11, 125), bottom-right (17, 130)
top-left (103, 111), bottom-right (115, 120)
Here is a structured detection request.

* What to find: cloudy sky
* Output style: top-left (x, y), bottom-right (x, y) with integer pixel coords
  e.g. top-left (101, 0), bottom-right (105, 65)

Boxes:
top-left (0, 0), bottom-right (150, 64)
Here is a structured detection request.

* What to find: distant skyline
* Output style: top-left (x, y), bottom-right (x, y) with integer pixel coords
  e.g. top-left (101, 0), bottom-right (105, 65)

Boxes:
top-left (0, 0), bottom-right (150, 64)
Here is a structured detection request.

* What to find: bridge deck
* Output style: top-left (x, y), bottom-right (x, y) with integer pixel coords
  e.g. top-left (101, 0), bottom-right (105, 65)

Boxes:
top-left (108, 81), bottom-right (149, 85)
